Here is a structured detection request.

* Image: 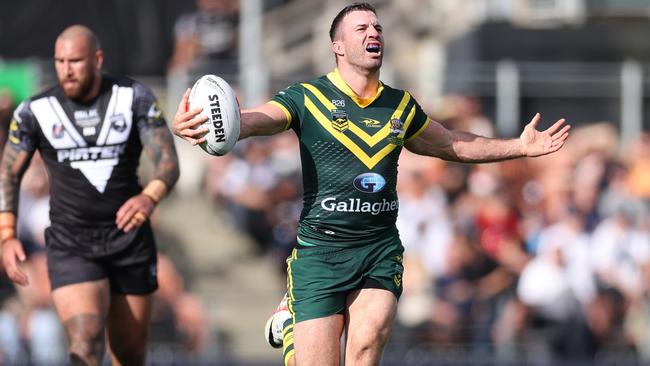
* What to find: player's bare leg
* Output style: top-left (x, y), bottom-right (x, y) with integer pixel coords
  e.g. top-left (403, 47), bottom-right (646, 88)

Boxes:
top-left (51, 279), bottom-right (110, 366)
top-left (106, 293), bottom-right (153, 366)
top-left (344, 288), bottom-right (397, 366)
top-left (294, 313), bottom-right (344, 366)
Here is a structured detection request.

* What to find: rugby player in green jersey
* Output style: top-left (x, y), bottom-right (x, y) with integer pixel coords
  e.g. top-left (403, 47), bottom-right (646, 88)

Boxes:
top-left (172, 3), bottom-right (570, 365)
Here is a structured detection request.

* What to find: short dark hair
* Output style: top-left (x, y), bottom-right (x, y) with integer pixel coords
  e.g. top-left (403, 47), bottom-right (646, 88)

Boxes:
top-left (329, 2), bottom-right (377, 41)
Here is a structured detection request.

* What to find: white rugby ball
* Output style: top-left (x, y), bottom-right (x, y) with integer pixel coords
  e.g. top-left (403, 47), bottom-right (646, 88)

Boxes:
top-left (188, 74), bottom-right (240, 156)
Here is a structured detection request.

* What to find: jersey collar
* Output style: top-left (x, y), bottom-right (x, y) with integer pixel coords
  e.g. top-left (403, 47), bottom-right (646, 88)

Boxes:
top-left (327, 68), bottom-right (384, 108)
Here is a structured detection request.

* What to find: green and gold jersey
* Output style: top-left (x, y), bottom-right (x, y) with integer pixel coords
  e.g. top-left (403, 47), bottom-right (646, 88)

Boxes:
top-left (271, 69), bottom-right (430, 247)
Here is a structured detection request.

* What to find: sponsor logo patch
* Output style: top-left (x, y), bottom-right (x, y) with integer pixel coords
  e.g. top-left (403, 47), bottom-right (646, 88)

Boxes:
top-left (361, 117), bottom-right (382, 128)
top-left (394, 273), bottom-right (402, 287)
top-left (353, 173), bottom-right (386, 193)
top-left (320, 197), bottom-right (398, 215)
top-left (74, 109), bottom-right (100, 127)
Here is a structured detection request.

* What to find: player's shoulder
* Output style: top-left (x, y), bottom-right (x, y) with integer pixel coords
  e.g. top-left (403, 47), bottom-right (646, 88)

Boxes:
top-left (380, 81), bottom-right (408, 98)
top-left (304, 74), bottom-right (331, 89)
top-left (14, 84), bottom-right (60, 118)
top-left (103, 74), bottom-right (141, 90)
top-left (104, 74), bottom-right (156, 99)
top-left (26, 84), bottom-right (60, 104)
top-left (380, 82), bottom-right (422, 106)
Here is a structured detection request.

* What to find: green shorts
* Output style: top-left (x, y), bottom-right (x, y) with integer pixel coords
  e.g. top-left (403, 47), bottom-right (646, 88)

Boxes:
top-left (286, 237), bottom-right (404, 323)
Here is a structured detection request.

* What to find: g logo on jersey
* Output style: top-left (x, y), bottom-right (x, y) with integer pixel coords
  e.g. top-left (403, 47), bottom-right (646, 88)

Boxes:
top-left (353, 173), bottom-right (386, 193)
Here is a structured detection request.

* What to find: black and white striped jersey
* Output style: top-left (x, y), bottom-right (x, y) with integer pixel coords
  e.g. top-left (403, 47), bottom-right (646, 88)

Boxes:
top-left (9, 75), bottom-right (167, 226)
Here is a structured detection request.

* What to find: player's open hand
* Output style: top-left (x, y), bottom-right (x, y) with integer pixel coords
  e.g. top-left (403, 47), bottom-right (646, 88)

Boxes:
top-left (171, 88), bottom-right (209, 146)
top-left (520, 113), bottom-right (571, 157)
top-left (1, 239), bottom-right (28, 286)
top-left (116, 194), bottom-right (155, 233)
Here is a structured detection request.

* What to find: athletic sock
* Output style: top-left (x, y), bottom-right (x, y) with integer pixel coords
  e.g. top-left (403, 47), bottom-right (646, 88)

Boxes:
top-left (282, 318), bottom-right (295, 366)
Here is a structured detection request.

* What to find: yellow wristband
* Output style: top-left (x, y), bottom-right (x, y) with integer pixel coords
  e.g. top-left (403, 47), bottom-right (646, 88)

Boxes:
top-left (142, 179), bottom-right (168, 204)
top-left (0, 212), bottom-right (16, 228)
top-left (0, 227), bottom-right (16, 245)
top-left (0, 212), bottom-right (17, 245)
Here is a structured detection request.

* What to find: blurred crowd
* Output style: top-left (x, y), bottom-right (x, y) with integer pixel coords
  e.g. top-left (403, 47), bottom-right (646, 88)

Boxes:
top-left (391, 96), bottom-right (650, 364)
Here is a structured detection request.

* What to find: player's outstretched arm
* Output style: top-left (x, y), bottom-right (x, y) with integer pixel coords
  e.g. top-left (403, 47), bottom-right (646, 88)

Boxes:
top-left (0, 145), bottom-right (35, 286)
top-left (171, 89), bottom-right (289, 143)
top-left (239, 103), bottom-right (289, 139)
top-left (405, 113), bottom-right (570, 163)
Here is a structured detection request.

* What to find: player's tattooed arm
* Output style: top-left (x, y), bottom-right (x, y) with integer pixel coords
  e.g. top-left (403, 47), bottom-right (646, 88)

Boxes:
top-left (140, 125), bottom-right (180, 190)
top-left (0, 145), bottom-right (35, 212)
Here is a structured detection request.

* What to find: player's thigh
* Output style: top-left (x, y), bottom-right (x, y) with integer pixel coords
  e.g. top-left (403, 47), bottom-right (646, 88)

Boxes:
top-left (105, 239), bottom-right (157, 352)
top-left (106, 293), bottom-right (153, 345)
top-left (288, 245), bottom-right (353, 322)
top-left (51, 279), bottom-right (111, 323)
top-left (344, 288), bottom-right (397, 364)
top-left (294, 313), bottom-right (344, 366)
top-left (47, 245), bottom-right (112, 322)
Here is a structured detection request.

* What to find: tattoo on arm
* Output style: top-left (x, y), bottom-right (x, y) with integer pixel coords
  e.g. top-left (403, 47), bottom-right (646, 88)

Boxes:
top-left (140, 126), bottom-right (180, 189)
top-left (0, 145), bottom-right (35, 212)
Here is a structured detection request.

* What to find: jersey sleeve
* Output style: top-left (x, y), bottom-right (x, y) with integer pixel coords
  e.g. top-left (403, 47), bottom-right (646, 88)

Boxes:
top-left (8, 101), bottom-right (39, 152)
top-left (132, 82), bottom-right (167, 131)
top-left (404, 97), bottom-right (430, 141)
top-left (269, 83), bottom-right (304, 132)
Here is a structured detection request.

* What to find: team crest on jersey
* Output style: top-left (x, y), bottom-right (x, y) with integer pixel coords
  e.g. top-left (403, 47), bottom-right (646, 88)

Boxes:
top-left (110, 114), bottom-right (127, 132)
top-left (331, 109), bottom-right (349, 132)
top-left (388, 118), bottom-right (404, 146)
top-left (52, 122), bottom-right (65, 139)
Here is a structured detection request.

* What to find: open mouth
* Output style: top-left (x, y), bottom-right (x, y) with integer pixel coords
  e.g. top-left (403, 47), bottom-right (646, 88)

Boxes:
top-left (366, 43), bottom-right (381, 53)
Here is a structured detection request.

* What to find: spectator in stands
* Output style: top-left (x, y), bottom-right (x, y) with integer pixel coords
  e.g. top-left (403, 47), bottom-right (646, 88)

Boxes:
top-left (169, 0), bottom-right (239, 85)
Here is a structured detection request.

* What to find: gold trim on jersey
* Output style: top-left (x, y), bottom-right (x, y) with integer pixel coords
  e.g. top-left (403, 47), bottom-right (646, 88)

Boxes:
top-left (407, 117), bottom-right (431, 141)
top-left (267, 101), bottom-right (293, 130)
top-left (302, 83), bottom-right (410, 147)
top-left (326, 69), bottom-right (384, 108)
top-left (287, 248), bottom-right (297, 320)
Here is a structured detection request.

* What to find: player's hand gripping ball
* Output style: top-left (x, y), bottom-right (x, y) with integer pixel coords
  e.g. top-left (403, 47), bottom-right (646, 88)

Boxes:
top-left (188, 74), bottom-right (240, 156)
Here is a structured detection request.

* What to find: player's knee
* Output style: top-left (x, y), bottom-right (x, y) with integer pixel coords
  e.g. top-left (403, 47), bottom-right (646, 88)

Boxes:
top-left (349, 327), bottom-right (390, 358)
top-left (110, 329), bottom-right (148, 365)
top-left (63, 315), bottom-right (105, 363)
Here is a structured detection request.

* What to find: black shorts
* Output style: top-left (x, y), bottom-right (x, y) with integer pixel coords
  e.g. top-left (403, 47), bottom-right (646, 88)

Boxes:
top-left (45, 222), bottom-right (158, 294)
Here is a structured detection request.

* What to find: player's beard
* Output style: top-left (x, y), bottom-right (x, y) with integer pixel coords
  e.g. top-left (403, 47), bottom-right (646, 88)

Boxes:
top-left (62, 72), bottom-right (96, 101)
